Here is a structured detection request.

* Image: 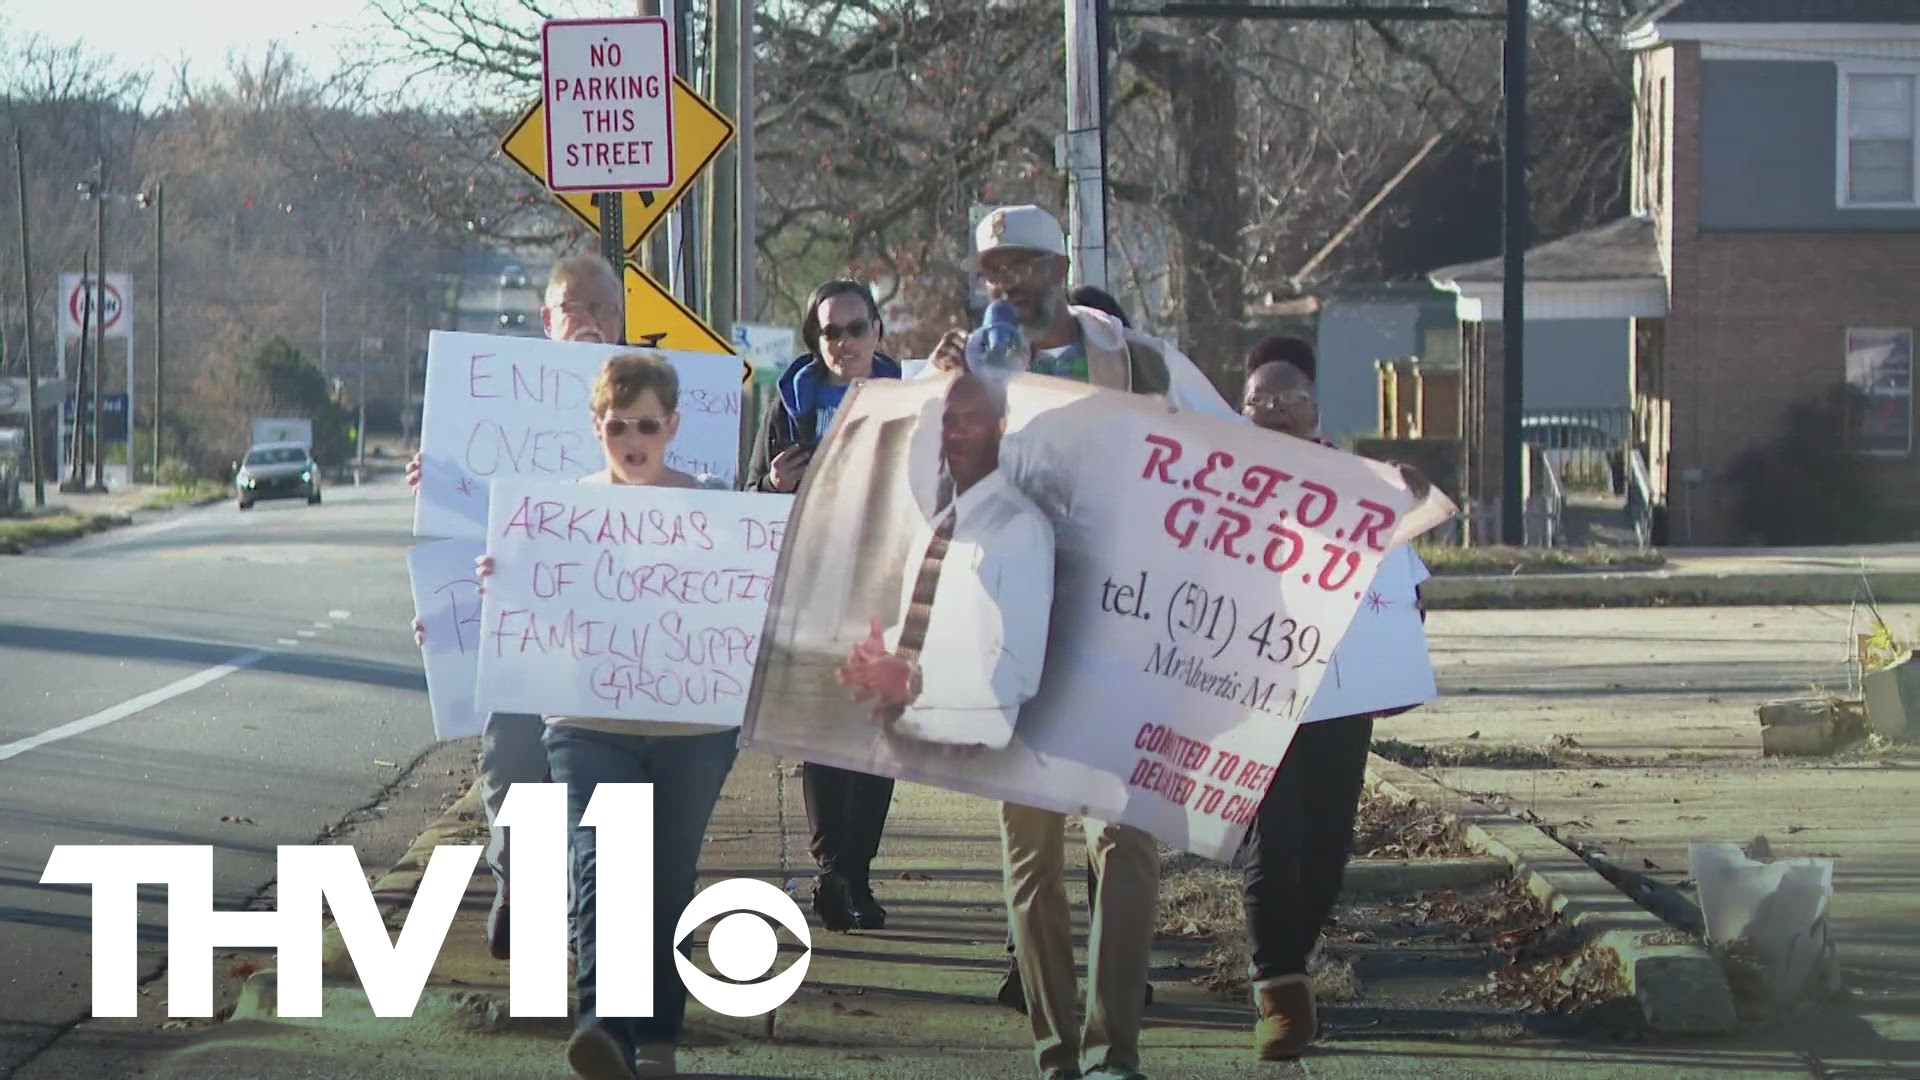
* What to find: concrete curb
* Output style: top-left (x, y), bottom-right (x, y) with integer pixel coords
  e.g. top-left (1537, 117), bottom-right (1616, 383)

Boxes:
top-left (233, 781), bottom-right (484, 1020)
top-left (1423, 569), bottom-right (1910, 610)
top-left (1340, 856), bottom-right (1509, 897)
top-left (1364, 755), bottom-right (1739, 1034)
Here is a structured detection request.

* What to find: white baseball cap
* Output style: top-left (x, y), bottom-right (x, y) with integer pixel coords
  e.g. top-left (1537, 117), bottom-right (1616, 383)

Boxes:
top-left (965, 205), bottom-right (1067, 270)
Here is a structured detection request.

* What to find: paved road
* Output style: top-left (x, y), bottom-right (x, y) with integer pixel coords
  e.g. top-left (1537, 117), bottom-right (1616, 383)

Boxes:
top-left (0, 482), bottom-right (437, 1078)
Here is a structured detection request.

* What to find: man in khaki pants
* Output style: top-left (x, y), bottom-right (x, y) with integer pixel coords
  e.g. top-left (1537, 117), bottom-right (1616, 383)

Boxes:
top-left (928, 205), bottom-right (1237, 1079)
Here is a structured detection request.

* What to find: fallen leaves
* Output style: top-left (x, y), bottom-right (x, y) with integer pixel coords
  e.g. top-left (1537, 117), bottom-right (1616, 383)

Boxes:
top-left (218, 815), bottom-right (256, 826)
top-left (1352, 796), bottom-right (1471, 859)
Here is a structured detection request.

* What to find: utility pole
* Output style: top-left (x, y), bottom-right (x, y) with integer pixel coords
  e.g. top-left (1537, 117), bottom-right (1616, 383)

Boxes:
top-left (356, 332), bottom-right (368, 474)
top-left (737, 0), bottom-right (757, 320)
top-left (140, 181), bottom-right (163, 483)
top-left (1064, 0), bottom-right (1110, 290)
top-left (14, 132), bottom-right (44, 507)
top-left (706, 0), bottom-right (741, 336)
top-left (637, 0), bottom-right (669, 282)
top-left (1499, 0), bottom-right (1530, 545)
top-left (66, 252), bottom-right (91, 490)
top-left (89, 162), bottom-right (106, 492)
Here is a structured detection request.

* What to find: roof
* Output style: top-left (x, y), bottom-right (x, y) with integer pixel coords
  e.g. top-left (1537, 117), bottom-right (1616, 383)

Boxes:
top-left (1626, 0), bottom-right (1920, 33)
top-left (1428, 216), bottom-right (1661, 287)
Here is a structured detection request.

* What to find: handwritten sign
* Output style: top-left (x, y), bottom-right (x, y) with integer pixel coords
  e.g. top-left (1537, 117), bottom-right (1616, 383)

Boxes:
top-left (477, 480), bottom-right (789, 728)
top-left (741, 374), bottom-right (1454, 859)
top-left (1302, 545), bottom-right (1437, 722)
top-left (414, 330), bottom-right (741, 539)
top-left (407, 538), bottom-right (487, 739)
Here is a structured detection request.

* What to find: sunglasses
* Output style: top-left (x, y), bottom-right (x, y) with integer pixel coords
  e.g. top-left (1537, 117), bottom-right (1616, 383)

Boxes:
top-left (1244, 391), bottom-right (1315, 411)
top-left (601, 414), bottom-right (668, 437)
top-left (820, 318), bottom-right (872, 344)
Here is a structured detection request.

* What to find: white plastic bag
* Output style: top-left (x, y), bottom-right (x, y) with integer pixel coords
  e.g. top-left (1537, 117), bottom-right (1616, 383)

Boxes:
top-left (1689, 840), bottom-right (1837, 1002)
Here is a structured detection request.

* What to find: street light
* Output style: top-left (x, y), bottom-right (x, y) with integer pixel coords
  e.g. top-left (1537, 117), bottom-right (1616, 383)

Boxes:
top-left (137, 181), bottom-right (163, 484)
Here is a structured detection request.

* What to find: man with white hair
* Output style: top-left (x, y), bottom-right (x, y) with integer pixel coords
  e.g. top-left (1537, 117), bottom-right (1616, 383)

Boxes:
top-left (406, 253), bottom-right (625, 960)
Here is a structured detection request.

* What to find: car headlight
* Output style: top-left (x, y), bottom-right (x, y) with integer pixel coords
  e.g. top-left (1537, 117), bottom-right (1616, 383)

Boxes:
top-left (239, 475), bottom-right (255, 488)
top-left (301, 470), bottom-right (312, 483)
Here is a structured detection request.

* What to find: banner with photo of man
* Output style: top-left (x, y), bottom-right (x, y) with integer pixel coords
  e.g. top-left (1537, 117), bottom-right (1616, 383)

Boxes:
top-left (741, 373), bottom-right (1453, 859)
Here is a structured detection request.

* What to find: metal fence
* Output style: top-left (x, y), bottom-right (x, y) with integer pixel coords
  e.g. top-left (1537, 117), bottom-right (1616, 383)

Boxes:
top-left (1521, 406), bottom-right (1631, 495)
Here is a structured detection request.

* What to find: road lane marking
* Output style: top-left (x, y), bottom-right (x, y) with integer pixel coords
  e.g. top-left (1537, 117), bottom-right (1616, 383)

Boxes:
top-left (277, 638), bottom-right (300, 646)
top-left (328, 610), bottom-right (352, 619)
top-left (312, 622), bottom-right (332, 629)
top-left (0, 651), bottom-right (266, 763)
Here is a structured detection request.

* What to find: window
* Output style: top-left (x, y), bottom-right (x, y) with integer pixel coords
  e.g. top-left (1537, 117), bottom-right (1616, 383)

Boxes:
top-left (1842, 70), bottom-right (1918, 206)
top-left (1845, 329), bottom-right (1913, 455)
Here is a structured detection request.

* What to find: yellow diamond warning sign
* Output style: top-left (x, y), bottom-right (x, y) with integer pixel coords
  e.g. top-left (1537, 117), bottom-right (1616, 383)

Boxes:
top-left (623, 261), bottom-right (733, 355)
top-left (501, 76), bottom-right (736, 254)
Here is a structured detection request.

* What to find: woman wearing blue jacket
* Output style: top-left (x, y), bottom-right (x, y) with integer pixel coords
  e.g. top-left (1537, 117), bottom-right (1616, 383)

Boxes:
top-left (745, 279), bottom-right (903, 932)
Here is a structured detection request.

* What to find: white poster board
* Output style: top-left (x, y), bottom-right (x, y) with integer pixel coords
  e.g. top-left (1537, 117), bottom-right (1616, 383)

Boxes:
top-left (1302, 545), bottom-right (1437, 722)
top-left (414, 330), bottom-right (741, 539)
top-left (741, 374), bottom-right (1455, 859)
top-left (407, 538), bottom-right (487, 739)
top-left (477, 481), bottom-right (789, 727)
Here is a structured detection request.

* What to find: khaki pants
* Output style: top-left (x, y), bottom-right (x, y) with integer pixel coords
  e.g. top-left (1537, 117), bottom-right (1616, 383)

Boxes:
top-left (1001, 801), bottom-right (1159, 1075)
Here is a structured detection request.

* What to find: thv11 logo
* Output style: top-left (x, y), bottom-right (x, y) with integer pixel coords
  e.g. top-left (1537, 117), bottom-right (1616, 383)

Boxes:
top-left (40, 783), bottom-right (810, 1018)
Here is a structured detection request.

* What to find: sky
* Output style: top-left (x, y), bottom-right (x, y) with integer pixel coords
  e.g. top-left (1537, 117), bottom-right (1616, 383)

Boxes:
top-left (4, 0), bottom-right (380, 87)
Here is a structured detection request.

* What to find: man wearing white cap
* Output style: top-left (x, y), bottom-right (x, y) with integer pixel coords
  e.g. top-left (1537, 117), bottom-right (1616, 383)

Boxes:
top-left (930, 204), bottom-right (1233, 1080)
top-left (930, 204), bottom-right (1234, 419)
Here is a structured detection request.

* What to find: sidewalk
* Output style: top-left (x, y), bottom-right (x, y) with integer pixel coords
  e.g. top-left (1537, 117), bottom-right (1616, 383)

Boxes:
top-left (1381, 603), bottom-right (1920, 1075)
top-left (148, 748), bottom-right (1834, 1079)
top-left (1427, 543), bottom-right (1920, 608)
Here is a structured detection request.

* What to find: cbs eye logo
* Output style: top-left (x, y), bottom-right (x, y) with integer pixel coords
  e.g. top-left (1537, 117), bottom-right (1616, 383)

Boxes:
top-left (674, 878), bottom-right (812, 1016)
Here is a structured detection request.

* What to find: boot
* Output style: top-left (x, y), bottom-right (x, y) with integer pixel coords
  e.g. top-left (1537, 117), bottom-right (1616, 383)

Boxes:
top-left (811, 871), bottom-right (857, 933)
top-left (1252, 974), bottom-right (1316, 1061)
top-left (848, 875), bottom-right (887, 931)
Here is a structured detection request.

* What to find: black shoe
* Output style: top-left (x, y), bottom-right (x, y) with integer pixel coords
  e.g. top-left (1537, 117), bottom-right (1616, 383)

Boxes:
top-left (811, 872), bottom-right (857, 932)
top-left (997, 957), bottom-right (1028, 1015)
top-left (849, 878), bottom-right (887, 930)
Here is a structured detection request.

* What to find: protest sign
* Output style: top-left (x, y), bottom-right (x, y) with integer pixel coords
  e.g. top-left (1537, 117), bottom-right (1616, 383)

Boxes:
top-left (740, 373), bottom-right (1453, 859)
top-left (407, 538), bottom-right (486, 739)
top-left (1301, 545), bottom-right (1437, 723)
top-left (414, 331), bottom-right (741, 539)
top-left (476, 480), bottom-right (789, 728)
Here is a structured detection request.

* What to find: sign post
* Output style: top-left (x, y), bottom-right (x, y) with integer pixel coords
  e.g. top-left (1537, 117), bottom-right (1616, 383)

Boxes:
top-left (503, 43), bottom-right (736, 356)
top-left (540, 16), bottom-right (678, 335)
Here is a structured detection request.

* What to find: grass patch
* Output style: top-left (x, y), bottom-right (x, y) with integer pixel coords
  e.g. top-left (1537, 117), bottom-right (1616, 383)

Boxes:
top-left (139, 480), bottom-right (229, 512)
top-left (1416, 543), bottom-right (1665, 576)
top-left (0, 511), bottom-right (131, 553)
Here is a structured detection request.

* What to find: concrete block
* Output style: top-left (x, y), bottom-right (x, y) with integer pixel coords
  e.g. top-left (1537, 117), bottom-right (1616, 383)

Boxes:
top-left (1602, 935), bottom-right (1740, 1033)
top-left (1758, 697), bottom-right (1864, 757)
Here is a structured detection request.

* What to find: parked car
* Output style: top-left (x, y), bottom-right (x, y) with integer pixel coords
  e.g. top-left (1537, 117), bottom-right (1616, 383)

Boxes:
top-left (234, 441), bottom-right (321, 510)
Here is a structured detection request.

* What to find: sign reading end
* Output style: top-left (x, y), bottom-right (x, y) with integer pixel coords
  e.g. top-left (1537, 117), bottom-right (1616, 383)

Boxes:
top-left (541, 17), bottom-right (676, 193)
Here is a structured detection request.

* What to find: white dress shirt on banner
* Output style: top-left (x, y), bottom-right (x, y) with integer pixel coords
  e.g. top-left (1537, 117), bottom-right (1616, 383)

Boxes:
top-left (882, 469), bottom-right (1055, 749)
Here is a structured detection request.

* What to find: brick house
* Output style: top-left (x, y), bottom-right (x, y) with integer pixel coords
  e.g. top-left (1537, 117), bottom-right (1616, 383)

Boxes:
top-left (1437, 0), bottom-right (1920, 545)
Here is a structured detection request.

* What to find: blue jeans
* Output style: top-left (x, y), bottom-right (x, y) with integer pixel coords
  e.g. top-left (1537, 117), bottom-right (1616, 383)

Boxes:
top-left (481, 711), bottom-right (549, 886)
top-left (543, 725), bottom-right (739, 1051)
